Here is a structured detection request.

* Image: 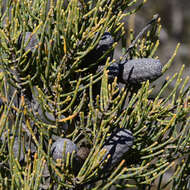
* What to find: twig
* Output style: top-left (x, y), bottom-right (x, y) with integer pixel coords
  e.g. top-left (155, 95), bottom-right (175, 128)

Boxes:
top-left (121, 14), bottom-right (160, 63)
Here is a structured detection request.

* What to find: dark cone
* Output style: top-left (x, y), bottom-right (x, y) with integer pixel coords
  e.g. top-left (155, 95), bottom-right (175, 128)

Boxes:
top-left (51, 138), bottom-right (78, 161)
top-left (101, 129), bottom-right (134, 170)
top-left (121, 58), bottom-right (163, 85)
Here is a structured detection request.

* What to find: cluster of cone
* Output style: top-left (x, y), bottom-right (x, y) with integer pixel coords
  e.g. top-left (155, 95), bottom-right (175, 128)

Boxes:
top-left (0, 31), bottom-right (162, 174)
top-left (49, 32), bottom-right (162, 171)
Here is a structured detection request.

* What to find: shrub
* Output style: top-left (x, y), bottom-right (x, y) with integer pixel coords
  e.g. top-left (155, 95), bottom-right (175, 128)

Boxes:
top-left (0, 0), bottom-right (189, 189)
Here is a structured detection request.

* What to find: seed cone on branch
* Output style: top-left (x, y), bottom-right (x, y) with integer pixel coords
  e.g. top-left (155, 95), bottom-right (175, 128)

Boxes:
top-left (119, 58), bottom-right (163, 85)
top-left (51, 138), bottom-right (78, 161)
top-left (83, 32), bottom-right (114, 70)
top-left (107, 58), bottom-right (163, 85)
top-left (18, 32), bottom-right (38, 53)
top-left (101, 129), bottom-right (134, 170)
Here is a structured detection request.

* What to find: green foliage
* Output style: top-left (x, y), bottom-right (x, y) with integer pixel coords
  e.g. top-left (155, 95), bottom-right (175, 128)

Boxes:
top-left (0, 0), bottom-right (190, 189)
